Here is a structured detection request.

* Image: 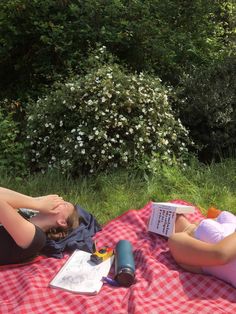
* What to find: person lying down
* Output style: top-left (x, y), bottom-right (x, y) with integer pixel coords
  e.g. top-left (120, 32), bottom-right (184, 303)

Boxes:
top-left (168, 210), bottom-right (236, 288)
top-left (0, 187), bottom-right (80, 265)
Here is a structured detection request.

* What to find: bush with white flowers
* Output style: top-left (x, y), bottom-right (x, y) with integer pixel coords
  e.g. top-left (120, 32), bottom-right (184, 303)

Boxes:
top-left (26, 52), bottom-right (191, 175)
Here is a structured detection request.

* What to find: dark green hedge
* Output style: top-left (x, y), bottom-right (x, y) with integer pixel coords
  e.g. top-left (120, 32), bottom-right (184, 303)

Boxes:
top-left (175, 55), bottom-right (236, 161)
top-left (0, 0), bottom-right (234, 100)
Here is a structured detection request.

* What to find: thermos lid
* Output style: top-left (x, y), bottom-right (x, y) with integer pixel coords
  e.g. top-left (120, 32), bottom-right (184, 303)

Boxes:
top-left (115, 268), bottom-right (135, 287)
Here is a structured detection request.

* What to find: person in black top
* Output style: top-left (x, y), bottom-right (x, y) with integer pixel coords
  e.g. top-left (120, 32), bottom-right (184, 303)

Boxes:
top-left (0, 187), bottom-right (80, 265)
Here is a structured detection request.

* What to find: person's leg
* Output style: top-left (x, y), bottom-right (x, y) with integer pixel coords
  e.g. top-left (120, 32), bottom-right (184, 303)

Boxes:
top-left (169, 215), bottom-right (203, 273)
top-left (175, 214), bottom-right (196, 233)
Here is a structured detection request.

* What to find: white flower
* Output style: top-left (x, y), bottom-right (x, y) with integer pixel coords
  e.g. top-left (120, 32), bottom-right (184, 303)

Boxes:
top-left (161, 139), bottom-right (169, 145)
top-left (81, 149), bottom-right (85, 154)
top-left (101, 97), bottom-right (106, 103)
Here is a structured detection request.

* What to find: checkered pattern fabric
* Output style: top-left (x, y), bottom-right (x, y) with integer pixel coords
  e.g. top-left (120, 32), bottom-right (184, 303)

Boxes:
top-left (1, 200), bottom-right (236, 314)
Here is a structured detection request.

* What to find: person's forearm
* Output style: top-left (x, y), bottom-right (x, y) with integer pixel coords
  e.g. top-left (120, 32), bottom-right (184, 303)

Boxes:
top-left (0, 187), bottom-right (63, 214)
top-left (0, 187), bottom-right (37, 209)
top-left (0, 199), bottom-right (36, 247)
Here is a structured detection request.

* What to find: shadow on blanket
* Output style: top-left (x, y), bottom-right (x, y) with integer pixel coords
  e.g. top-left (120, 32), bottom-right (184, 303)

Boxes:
top-left (0, 200), bottom-right (236, 314)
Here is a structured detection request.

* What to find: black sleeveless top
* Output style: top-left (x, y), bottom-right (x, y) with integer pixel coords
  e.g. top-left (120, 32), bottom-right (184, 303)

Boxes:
top-left (0, 223), bottom-right (46, 265)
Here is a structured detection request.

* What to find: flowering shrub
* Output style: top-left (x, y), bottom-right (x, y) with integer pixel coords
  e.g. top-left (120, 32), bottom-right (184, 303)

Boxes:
top-left (26, 51), bottom-right (191, 175)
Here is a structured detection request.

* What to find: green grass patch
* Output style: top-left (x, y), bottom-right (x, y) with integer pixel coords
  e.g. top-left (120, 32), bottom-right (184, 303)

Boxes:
top-left (1, 158), bottom-right (236, 224)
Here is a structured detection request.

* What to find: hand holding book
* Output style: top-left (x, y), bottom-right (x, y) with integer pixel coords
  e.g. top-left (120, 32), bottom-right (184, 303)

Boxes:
top-left (147, 202), bottom-right (195, 237)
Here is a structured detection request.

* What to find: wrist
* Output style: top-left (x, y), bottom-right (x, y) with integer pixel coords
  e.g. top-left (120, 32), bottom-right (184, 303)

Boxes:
top-left (32, 197), bottom-right (41, 211)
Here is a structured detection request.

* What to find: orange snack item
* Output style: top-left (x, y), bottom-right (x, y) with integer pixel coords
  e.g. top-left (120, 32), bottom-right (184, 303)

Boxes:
top-left (207, 207), bottom-right (221, 218)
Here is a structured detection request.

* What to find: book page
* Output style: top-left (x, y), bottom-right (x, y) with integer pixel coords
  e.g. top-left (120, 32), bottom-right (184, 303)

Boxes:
top-left (148, 204), bottom-right (176, 237)
top-left (50, 250), bottom-right (114, 294)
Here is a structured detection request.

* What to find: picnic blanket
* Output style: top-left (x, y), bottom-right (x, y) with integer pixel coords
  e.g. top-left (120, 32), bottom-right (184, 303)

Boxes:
top-left (1, 200), bottom-right (236, 314)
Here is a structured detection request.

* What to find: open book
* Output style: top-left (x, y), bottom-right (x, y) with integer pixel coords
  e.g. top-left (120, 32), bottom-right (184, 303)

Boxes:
top-left (49, 250), bottom-right (114, 294)
top-left (147, 202), bottom-right (195, 237)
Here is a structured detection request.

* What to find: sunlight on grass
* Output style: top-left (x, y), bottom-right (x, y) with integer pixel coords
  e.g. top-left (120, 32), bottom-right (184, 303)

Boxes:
top-left (1, 158), bottom-right (236, 224)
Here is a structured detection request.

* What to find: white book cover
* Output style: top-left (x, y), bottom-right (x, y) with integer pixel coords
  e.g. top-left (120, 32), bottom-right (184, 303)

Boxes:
top-left (49, 250), bottom-right (114, 295)
top-left (147, 202), bottom-right (195, 237)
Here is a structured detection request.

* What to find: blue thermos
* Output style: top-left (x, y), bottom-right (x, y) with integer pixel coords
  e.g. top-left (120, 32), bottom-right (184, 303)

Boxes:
top-left (115, 240), bottom-right (135, 287)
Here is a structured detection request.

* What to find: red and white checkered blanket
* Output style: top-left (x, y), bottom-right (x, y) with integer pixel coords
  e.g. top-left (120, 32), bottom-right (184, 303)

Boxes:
top-left (1, 200), bottom-right (236, 314)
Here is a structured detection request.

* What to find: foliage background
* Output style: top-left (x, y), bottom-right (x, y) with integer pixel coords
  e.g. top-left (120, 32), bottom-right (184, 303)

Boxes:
top-left (0, 0), bottom-right (235, 175)
top-left (0, 0), bottom-right (234, 100)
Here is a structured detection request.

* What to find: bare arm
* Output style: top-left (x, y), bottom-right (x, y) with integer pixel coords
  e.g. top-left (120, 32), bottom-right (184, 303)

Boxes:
top-left (168, 231), bottom-right (236, 267)
top-left (0, 187), bottom-right (63, 214)
top-left (0, 200), bottom-right (35, 248)
top-left (0, 187), bottom-right (64, 249)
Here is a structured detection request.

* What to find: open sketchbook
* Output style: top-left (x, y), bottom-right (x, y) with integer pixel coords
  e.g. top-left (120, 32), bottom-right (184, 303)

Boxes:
top-left (148, 202), bottom-right (195, 237)
top-left (49, 250), bottom-right (114, 294)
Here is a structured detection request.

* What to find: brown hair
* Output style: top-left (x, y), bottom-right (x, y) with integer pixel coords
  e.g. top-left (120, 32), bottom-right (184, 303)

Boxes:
top-left (46, 205), bottom-right (80, 241)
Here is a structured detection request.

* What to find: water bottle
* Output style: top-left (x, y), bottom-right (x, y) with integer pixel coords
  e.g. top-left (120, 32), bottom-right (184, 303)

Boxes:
top-left (115, 240), bottom-right (135, 287)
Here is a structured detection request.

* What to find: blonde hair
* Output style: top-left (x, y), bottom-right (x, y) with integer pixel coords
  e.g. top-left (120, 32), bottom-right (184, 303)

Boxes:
top-left (46, 205), bottom-right (80, 241)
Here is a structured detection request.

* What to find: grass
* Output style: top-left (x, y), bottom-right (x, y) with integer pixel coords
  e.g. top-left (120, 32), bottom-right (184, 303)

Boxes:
top-left (1, 158), bottom-right (236, 224)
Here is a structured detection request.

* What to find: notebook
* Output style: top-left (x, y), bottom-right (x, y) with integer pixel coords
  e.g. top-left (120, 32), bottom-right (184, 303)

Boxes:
top-left (49, 250), bottom-right (114, 294)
